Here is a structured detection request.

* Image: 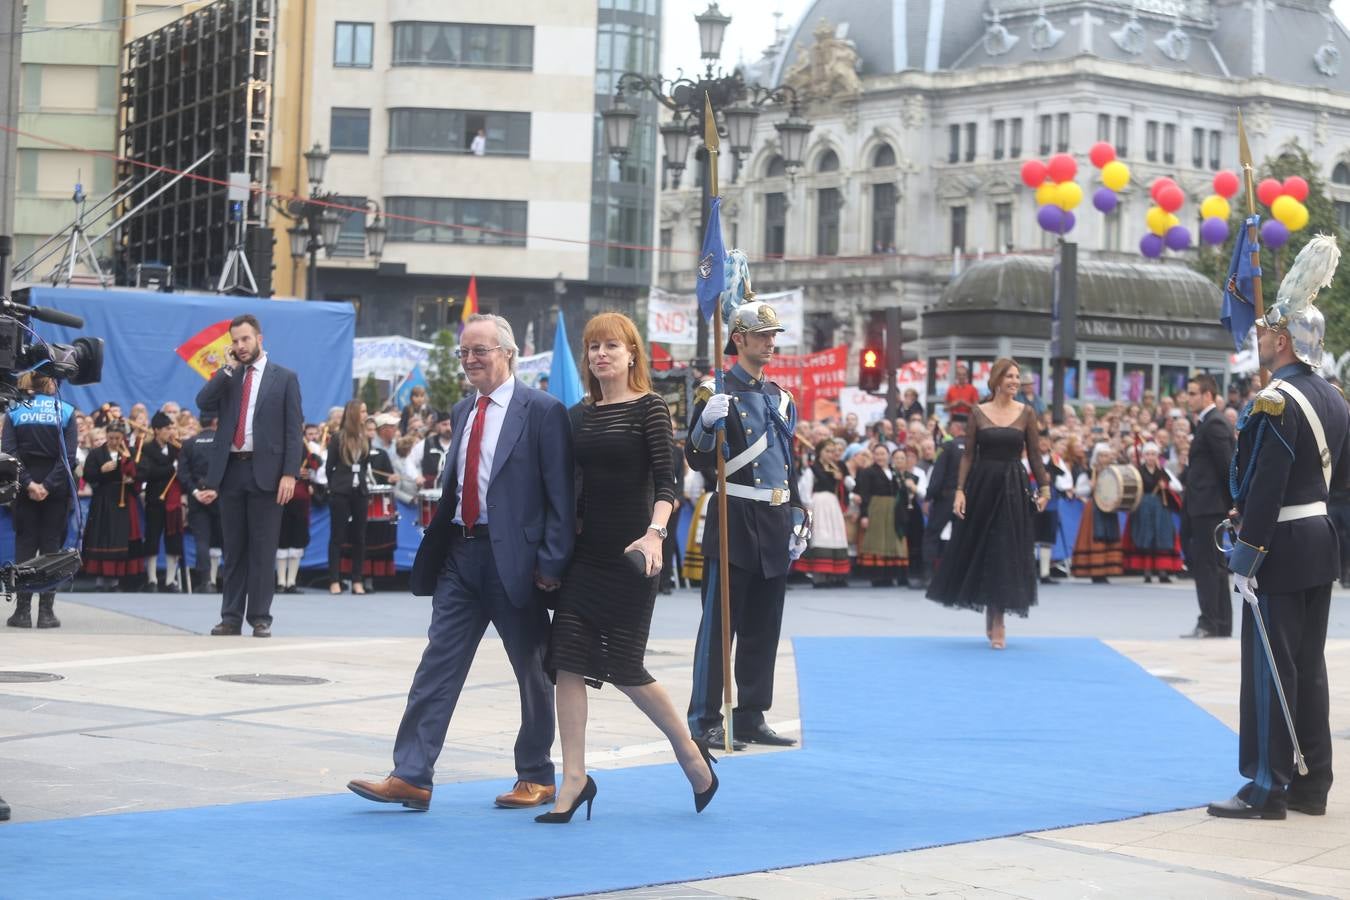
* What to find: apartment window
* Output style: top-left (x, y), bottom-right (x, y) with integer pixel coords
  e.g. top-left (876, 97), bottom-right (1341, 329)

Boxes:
top-left (1097, 114), bottom-right (1111, 142)
top-left (389, 109), bottom-right (531, 156)
top-left (764, 192), bottom-right (786, 257)
top-left (604, 199), bottom-right (643, 270)
top-left (1010, 118), bottom-right (1023, 158)
top-left (658, 227), bottom-right (673, 273)
top-left (334, 22), bottom-right (374, 68)
top-left (16, 148), bottom-right (37, 193)
top-left (1055, 113), bottom-right (1070, 153)
top-left (1337, 202), bottom-right (1350, 233)
top-left (330, 108), bottom-right (371, 152)
top-left (993, 119), bottom-right (1006, 160)
top-left (330, 196), bottom-right (369, 257)
top-left (386, 197), bottom-right (528, 246)
top-left (1145, 121), bottom-right (1158, 162)
top-left (817, 149), bottom-right (840, 172)
top-left (994, 202), bottom-right (1013, 252)
top-left (951, 205), bottom-right (967, 253)
top-left (948, 124), bottom-right (960, 164)
top-left (392, 22), bottom-right (534, 69)
top-left (965, 123), bottom-right (977, 162)
top-left (1192, 127), bottom-right (1205, 168)
top-left (872, 143), bottom-right (896, 167)
top-left (1101, 206), bottom-right (1122, 252)
top-left (1115, 116), bottom-right (1129, 158)
top-left (1038, 115), bottom-right (1052, 156)
top-left (872, 182), bottom-right (896, 253)
top-left (817, 188), bottom-right (841, 256)
top-left (1208, 130), bottom-right (1221, 170)
top-left (1163, 123), bottom-right (1176, 165)
top-left (765, 155), bottom-right (787, 177)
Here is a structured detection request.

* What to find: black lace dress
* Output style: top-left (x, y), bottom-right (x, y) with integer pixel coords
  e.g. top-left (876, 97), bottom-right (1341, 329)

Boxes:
top-left (926, 404), bottom-right (1048, 616)
top-left (547, 393), bottom-right (676, 688)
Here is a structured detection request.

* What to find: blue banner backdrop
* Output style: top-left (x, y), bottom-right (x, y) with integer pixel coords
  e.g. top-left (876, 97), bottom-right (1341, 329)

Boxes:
top-left (26, 286), bottom-right (355, 423)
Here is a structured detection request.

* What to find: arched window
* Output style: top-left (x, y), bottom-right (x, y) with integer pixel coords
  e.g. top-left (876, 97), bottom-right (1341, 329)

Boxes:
top-left (817, 149), bottom-right (840, 173)
top-left (1334, 162), bottom-right (1350, 185)
top-left (872, 143), bottom-right (896, 168)
top-left (765, 154), bottom-right (787, 177)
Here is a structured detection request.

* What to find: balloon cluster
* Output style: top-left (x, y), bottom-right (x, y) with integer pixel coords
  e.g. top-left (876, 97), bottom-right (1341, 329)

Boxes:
top-left (1139, 177), bottom-right (1190, 258)
top-left (1021, 153), bottom-right (1082, 235)
top-left (1196, 170), bottom-right (1240, 247)
top-left (1087, 141), bottom-right (1130, 214)
top-left (1255, 176), bottom-right (1310, 249)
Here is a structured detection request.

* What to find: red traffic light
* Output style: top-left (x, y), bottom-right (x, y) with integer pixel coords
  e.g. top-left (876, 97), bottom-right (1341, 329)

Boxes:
top-left (859, 347), bottom-right (883, 393)
top-left (861, 348), bottom-right (880, 369)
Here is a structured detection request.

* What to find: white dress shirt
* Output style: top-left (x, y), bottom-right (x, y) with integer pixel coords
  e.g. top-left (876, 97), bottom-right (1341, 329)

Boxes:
top-left (236, 353), bottom-right (268, 451)
top-left (453, 377), bottom-right (515, 525)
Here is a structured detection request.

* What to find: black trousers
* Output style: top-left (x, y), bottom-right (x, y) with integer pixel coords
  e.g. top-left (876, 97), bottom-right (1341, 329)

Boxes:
top-left (688, 559), bottom-right (787, 734)
top-left (14, 492), bottom-right (70, 606)
top-left (143, 500), bottom-right (184, 558)
top-left (328, 492), bottom-right (367, 584)
top-left (1186, 513), bottom-right (1232, 635)
top-left (186, 496), bottom-right (222, 584)
top-left (218, 457), bottom-right (283, 628)
top-left (1237, 584), bottom-right (1333, 808)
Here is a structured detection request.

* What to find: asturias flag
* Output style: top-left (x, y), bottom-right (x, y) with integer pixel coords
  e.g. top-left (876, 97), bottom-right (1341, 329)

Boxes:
top-left (176, 319), bottom-right (234, 379)
top-left (1221, 215), bottom-right (1261, 351)
top-left (393, 364), bottom-right (429, 410)
top-left (695, 197), bottom-right (725, 322)
top-left (459, 275), bottom-right (479, 337)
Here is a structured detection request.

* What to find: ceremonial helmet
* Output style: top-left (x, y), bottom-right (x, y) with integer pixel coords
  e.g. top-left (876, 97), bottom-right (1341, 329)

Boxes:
top-left (724, 300), bottom-right (785, 355)
top-left (1257, 233), bottom-right (1341, 368)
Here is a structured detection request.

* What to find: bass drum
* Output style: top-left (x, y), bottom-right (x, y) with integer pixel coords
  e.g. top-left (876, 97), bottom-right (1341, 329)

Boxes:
top-left (1094, 464), bottom-right (1143, 513)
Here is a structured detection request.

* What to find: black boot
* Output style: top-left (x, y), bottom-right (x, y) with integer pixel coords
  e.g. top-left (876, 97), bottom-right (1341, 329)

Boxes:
top-left (6, 595), bottom-right (31, 628)
top-left (0, 793), bottom-right (9, 821)
top-left (35, 595), bottom-right (60, 629)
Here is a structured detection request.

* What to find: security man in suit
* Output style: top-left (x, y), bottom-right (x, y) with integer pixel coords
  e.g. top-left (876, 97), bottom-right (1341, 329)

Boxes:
top-left (921, 413), bottom-right (967, 587)
top-left (686, 300), bottom-right (806, 750)
top-left (196, 313), bottom-right (304, 638)
top-left (1209, 235), bottom-right (1350, 820)
top-left (178, 412), bottom-right (222, 593)
top-left (1182, 372), bottom-right (1237, 638)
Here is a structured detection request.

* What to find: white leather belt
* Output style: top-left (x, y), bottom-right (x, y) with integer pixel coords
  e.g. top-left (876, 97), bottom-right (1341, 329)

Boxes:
top-left (721, 484), bottom-right (790, 506)
top-left (1277, 501), bottom-right (1327, 522)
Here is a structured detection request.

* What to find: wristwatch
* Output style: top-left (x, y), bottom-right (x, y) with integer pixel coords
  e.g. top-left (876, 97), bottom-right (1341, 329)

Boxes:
top-left (647, 524), bottom-right (668, 539)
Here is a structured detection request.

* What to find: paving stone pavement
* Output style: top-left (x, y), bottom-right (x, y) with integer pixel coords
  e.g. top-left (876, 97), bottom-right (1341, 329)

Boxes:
top-left (1, 579), bottom-right (1347, 898)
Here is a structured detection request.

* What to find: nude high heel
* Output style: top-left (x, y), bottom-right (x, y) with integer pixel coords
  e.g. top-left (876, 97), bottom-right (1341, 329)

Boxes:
top-left (990, 608), bottom-right (1006, 650)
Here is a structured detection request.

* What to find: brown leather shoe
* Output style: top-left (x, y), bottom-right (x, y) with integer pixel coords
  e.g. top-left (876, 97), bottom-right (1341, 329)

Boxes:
top-left (347, 775), bottom-right (431, 811)
top-left (494, 780), bottom-right (556, 809)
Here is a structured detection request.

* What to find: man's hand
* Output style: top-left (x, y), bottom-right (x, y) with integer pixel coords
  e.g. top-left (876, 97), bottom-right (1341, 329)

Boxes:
top-left (1035, 493), bottom-right (1049, 513)
top-left (100, 459), bottom-right (118, 473)
top-left (788, 533), bottom-right (808, 561)
top-left (700, 394), bottom-right (732, 429)
top-left (534, 571), bottom-right (561, 592)
top-left (953, 492), bottom-right (967, 519)
top-left (26, 483), bottom-right (48, 502)
top-left (1234, 573), bottom-right (1259, 604)
top-left (387, 472), bottom-right (401, 484)
top-left (276, 475), bottom-right (296, 505)
top-left (194, 488), bottom-right (218, 505)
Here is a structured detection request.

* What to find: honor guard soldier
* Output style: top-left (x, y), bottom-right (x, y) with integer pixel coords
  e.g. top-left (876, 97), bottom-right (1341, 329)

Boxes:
top-left (1209, 235), bottom-right (1350, 820)
top-left (179, 413), bottom-right (223, 592)
top-left (686, 300), bottom-right (807, 750)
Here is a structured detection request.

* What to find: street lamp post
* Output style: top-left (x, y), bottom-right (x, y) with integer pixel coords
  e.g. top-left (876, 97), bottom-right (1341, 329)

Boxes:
top-left (601, 3), bottom-right (812, 368)
top-left (280, 143), bottom-right (387, 300)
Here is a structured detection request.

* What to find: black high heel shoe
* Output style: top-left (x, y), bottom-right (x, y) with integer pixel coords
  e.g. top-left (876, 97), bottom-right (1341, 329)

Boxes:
top-left (693, 741), bottom-right (719, 813)
top-left (534, 775), bottom-right (596, 824)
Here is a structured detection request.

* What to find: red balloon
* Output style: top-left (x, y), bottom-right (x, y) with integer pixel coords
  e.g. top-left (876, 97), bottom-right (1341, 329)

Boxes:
top-left (1213, 170), bottom-right (1240, 198)
top-left (1020, 159), bottom-right (1048, 188)
top-left (1088, 142), bottom-right (1116, 168)
top-left (1257, 178), bottom-right (1283, 207)
top-left (1283, 175), bottom-right (1309, 202)
top-left (1150, 177), bottom-right (1177, 202)
top-left (1157, 184), bottom-right (1185, 213)
top-left (1046, 153), bottom-right (1077, 183)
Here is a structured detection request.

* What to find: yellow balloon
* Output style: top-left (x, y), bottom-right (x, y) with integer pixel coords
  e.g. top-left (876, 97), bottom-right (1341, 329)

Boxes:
top-left (1200, 195), bottom-right (1230, 221)
top-left (1146, 206), bottom-right (1171, 236)
top-left (1271, 194), bottom-right (1299, 225)
top-left (1101, 160), bottom-right (1130, 192)
top-left (1284, 200), bottom-right (1310, 231)
top-left (1166, 213), bottom-right (1180, 230)
top-left (1056, 181), bottom-right (1083, 211)
top-left (1035, 182), bottom-right (1057, 206)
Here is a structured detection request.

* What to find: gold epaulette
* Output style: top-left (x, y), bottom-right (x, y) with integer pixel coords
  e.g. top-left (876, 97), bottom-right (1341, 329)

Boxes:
top-left (1251, 387), bottom-right (1286, 418)
top-left (693, 379), bottom-right (717, 404)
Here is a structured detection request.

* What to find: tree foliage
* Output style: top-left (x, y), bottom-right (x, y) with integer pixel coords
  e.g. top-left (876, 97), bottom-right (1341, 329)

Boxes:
top-left (425, 328), bottom-right (463, 412)
top-left (360, 372), bottom-right (381, 412)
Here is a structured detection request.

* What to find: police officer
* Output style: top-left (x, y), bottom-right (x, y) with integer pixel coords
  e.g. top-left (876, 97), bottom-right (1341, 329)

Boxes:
top-left (137, 411), bottom-right (183, 592)
top-left (2, 373), bottom-right (78, 628)
top-left (179, 412), bottom-right (223, 593)
top-left (686, 300), bottom-right (806, 750)
top-left (1209, 235), bottom-right (1350, 820)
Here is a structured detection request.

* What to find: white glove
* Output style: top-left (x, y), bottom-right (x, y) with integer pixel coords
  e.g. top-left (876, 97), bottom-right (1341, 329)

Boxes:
top-left (700, 393), bottom-right (732, 429)
top-left (788, 534), bottom-right (808, 561)
top-left (1234, 573), bottom-right (1258, 604)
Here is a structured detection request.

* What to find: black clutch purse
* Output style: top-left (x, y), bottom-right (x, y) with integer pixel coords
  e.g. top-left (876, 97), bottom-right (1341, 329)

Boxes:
top-left (624, 548), bottom-right (649, 577)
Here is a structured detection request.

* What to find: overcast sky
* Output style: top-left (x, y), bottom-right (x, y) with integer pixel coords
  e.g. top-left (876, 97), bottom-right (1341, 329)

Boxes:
top-left (662, 0), bottom-right (814, 78)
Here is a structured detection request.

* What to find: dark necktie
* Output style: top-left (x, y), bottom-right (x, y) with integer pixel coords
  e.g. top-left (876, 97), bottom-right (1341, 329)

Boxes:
top-left (459, 396), bottom-right (491, 525)
top-left (232, 365), bottom-right (254, 450)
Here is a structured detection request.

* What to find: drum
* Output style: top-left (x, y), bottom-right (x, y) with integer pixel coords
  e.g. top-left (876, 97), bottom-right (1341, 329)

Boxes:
top-left (367, 485), bottom-right (397, 523)
top-left (418, 488), bottom-right (442, 528)
top-left (1094, 464), bottom-right (1143, 513)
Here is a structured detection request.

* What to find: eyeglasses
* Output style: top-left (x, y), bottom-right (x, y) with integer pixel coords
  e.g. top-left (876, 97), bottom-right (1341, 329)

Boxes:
top-left (454, 345), bottom-right (503, 360)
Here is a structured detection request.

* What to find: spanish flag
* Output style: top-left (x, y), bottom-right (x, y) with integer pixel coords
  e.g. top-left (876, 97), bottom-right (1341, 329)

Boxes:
top-left (176, 319), bottom-right (234, 380)
top-left (459, 275), bottom-right (478, 337)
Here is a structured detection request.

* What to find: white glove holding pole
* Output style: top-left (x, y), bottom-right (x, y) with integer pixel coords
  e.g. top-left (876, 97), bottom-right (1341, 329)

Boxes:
top-left (1234, 573), bottom-right (1258, 606)
top-left (788, 534), bottom-right (808, 561)
top-left (700, 393), bottom-right (732, 429)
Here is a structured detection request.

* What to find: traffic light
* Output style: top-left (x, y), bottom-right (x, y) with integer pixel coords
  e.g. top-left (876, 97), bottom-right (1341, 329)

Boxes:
top-left (859, 346), bottom-right (883, 393)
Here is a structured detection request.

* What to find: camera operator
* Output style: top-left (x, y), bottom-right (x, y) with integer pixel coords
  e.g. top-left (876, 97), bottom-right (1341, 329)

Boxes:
top-left (1, 372), bottom-right (78, 628)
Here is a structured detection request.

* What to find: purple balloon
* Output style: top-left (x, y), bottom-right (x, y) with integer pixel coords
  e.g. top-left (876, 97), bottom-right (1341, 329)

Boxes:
top-left (1140, 233), bottom-right (1164, 258)
top-left (1061, 211), bottom-right (1076, 233)
top-left (1092, 187), bottom-right (1118, 213)
top-left (1164, 225), bottom-right (1191, 251)
top-left (1200, 217), bottom-right (1229, 245)
top-left (1037, 205), bottom-right (1065, 232)
top-left (1261, 219), bottom-right (1291, 249)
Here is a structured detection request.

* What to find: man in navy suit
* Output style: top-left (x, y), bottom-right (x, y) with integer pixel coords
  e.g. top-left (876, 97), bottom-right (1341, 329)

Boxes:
top-left (195, 314), bottom-right (303, 638)
top-left (348, 314), bottom-right (575, 812)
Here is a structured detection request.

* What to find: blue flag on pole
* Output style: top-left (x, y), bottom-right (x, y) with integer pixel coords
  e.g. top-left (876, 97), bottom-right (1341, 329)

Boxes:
top-left (1220, 215), bottom-right (1262, 351)
top-left (695, 197), bottom-right (726, 322)
top-left (393, 364), bottom-right (429, 410)
top-left (548, 309), bottom-right (585, 407)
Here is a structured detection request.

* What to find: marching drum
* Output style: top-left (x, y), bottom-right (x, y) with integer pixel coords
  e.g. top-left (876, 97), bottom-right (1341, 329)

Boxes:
top-left (418, 488), bottom-right (442, 528)
top-left (1093, 464), bottom-right (1143, 513)
top-left (367, 485), bottom-right (397, 523)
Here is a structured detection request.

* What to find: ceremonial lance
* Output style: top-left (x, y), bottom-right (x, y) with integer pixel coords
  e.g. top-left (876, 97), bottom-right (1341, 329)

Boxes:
top-left (1237, 111), bottom-right (1268, 387)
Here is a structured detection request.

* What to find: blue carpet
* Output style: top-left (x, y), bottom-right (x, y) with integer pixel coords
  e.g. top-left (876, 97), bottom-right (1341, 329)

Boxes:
top-left (5, 638), bottom-right (1236, 899)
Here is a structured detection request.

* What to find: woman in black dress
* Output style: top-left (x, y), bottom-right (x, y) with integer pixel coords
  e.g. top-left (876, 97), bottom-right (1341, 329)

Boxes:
top-left (80, 421), bottom-right (145, 590)
top-left (325, 399), bottom-right (370, 595)
top-left (541, 312), bottom-right (716, 823)
top-left (927, 358), bottom-right (1049, 648)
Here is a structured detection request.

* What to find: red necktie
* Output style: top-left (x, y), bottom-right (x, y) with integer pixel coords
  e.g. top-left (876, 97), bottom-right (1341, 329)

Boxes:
top-left (232, 365), bottom-right (254, 450)
top-left (459, 396), bottom-right (491, 525)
